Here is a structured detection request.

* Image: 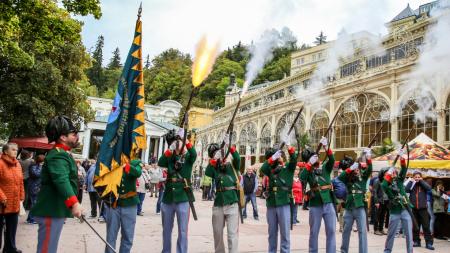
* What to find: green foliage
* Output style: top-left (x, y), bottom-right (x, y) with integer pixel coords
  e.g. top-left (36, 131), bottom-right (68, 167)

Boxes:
top-left (107, 47), bottom-right (122, 69)
top-left (0, 0), bottom-right (97, 137)
top-left (196, 56), bottom-right (245, 108)
top-left (62, 0), bottom-right (102, 19)
top-left (86, 35), bottom-right (106, 93)
top-left (373, 138), bottom-right (395, 157)
top-left (144, 48), bottom-right (192, 106)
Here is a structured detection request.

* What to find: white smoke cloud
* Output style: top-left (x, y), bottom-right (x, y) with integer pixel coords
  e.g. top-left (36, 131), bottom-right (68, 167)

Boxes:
top-left (398, 1), bottom-right (450, 123)
top-left (242, 27), bottom-right (297, 95)
top-left (295, 0), bottom-right (390, 108)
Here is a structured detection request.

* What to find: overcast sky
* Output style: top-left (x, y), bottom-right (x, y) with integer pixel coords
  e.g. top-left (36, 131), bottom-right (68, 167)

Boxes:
top-left (75, 0), bottom-right (431, 64)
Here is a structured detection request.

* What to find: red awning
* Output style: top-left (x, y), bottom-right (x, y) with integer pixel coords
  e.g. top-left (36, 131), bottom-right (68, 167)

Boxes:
top-left (9, 136), bottom-right (53, 150)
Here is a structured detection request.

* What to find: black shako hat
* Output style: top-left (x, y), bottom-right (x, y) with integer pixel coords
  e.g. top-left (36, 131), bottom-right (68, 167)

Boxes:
top-left (339, 155), bottom-right (354, 169)
top-left (301, 148), bottom-right (316, 162)
top-left (207, 143), bottom-right (220, 158)
top-left (45, 115), bottom-right (78, 143)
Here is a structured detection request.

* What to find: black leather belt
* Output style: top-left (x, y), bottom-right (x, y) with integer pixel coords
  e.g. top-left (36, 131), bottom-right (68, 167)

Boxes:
top-left (216, 186), bottom-right (237, 192)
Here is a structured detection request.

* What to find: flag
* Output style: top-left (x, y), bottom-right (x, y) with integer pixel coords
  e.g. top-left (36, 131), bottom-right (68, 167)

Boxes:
top-left (94, 6), bottom-right (146, 202)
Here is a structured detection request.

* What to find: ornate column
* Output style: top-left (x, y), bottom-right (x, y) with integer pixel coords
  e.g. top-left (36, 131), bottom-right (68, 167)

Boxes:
top-left (390, 82), bottom-right (398, 143)
top-left (82, 128), bottom-right (91, 159)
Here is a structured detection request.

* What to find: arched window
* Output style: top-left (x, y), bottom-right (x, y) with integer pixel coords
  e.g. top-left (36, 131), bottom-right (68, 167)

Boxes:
top-left (335, 94), bottom-right (391, 148)
top-left (310, 111), bottom-right (329, 148)
top-left (335, 98), bottom-right (359, 149)
top-left (239, 129), bottom-right (248, 154)
top-left (260, 123), bottom-right (272, 155)
top-left (275, 111), bottom-right (306, 146)
top-left (398, 91), bottom-right (437, 141)
top-left (362, 95), bottom-right (391, 146)
top-left (239, 122), bottom-right (257, 155)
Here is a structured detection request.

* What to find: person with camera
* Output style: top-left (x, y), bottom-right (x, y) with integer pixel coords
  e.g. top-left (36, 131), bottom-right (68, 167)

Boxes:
top-left (205, 137), bottom-right (241, 253)
top-left (261, 139), bottom-right (297, 253)
top-left (381, 148), bottom-right (414, 253)
top-left (405, 171), bottom-right (434, 250)
top-left (300, 137), bottom-right (336, 253)
top-left (431, 180), bottom-right (448, 240)
top-left (158, 128), bottom-right (196, 253)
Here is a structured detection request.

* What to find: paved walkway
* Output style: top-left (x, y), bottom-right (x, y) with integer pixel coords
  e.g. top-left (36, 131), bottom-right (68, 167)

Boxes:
top-left (16, 191), bottom-right (449, 252)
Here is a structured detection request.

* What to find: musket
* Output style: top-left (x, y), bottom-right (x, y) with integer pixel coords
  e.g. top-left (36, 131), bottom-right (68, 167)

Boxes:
top-left (177, 85), bottom-right (200, 221)
top-left (229, 123), bottom-right (245, 224)
top-left (279, 106), bottom-right (304, 151)
top-left (358, 121), bottom-right (387, 232)
top-left (220, 96), bottom-right (242, 162)
top-left (81, 215), bottom-right (117, 253)
top-left (392, 125), bottom-right (415, 167)
top-left (220, 96), bottom-right (242, 152)
top-left (367, 121), bottom-right (387, 148)
top-left (315, 111), bottom-right (340, 154)
top-left (180, 86), bottom-right (198, 149)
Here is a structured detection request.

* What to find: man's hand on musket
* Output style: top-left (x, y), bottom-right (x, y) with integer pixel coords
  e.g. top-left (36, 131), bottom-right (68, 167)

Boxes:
top-left (177, 128), bottom-right (185, 138)
top-left (71, 202), bottom-right (84, 218)
top-left (223, 133), bottom-right (230, 145)
top-left (320, 136), bottom-right (328, 149)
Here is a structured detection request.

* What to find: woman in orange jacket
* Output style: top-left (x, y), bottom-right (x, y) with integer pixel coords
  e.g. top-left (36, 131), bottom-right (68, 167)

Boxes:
top-left (0, 143), bottom-right (25, 253)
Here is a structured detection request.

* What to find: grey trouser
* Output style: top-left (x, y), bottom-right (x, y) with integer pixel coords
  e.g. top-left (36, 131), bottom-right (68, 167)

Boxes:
top-left (309, 203), bottom-right (336, 253)
top-left (384, 209), bottom-right (413, 253)
top-left (267, 205), bottom-right (290, 253)
top-left (212, 203), bottom-right (239, 253)
top-left (161, 202), bottom-right (190, 253)
top-left (36, 217), bottom-right (65, 253)
top-left (340, 207), bottom-right (368, 253)
top-left (105, 205), bottom-right (137, 253)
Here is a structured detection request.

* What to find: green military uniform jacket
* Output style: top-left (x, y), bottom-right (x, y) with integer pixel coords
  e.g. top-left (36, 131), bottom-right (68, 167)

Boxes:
top-left (381, 159), bottom-right (411, 214)
top-left (205, 149), bottom-right (240, 207)
top-left (300, 149), bottom-right (335, 207)
top-left (117, 159), bottom-right (142, 207)
top-left (31, 146), bottom-right (78, 218)
top-left (338, 160), bottom-right (373, 210)
top-left (158, 144), bottom-right (196, 204)
top-left (261, 147), bottom-right (297, 207)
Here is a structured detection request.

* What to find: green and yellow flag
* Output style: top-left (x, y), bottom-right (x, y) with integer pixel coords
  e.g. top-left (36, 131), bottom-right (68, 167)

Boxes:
top-left (94, 6), bottom-right (146, 202)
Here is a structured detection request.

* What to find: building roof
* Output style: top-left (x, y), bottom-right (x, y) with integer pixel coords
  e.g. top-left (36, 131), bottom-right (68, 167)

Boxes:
top-left (247, 80), bottom-right (277, 92)
top-left (147, 120), bottom-right (179, 130)
top-left (391, 4), bottom-right (416, 22)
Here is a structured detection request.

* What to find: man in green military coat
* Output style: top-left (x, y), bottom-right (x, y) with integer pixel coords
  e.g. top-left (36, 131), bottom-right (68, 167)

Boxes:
top-left (381, 148), bottom-right (413, 253)
top-left (338, 148), bottom-right (373, 253)
top-left (158, 128), bottom-right (196, 253)
top-left (205, 139), bottom-right (241, 253)
top-left (300, 136), bottom-right (335, 253)
top-left (104, 159), bottom-right (142, 253)
top-left (31, 116), bottom-right (83, 253)
top-left (261, 143), bottom-right (297, 253)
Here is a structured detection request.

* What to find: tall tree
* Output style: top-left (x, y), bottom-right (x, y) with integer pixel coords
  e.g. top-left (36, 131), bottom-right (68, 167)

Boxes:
top-left (144, 54), bottom-right (151, 69)
top-left (107, 47), bottom-right (122, 69)
top-left (314, 31), bottom-right (327, 45)
top-left (144, 49), bottom-right (192, 106)
top-left (0, 0), bottom-right (99, 138)
top-left (86, 35), bottom-right (106, 93)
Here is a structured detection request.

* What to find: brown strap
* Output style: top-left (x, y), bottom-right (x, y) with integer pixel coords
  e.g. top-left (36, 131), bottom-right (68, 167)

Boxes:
top-left (312, 184), bottom-right (333, 192)
top-left (119, 192), bottom-right (137, 199)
